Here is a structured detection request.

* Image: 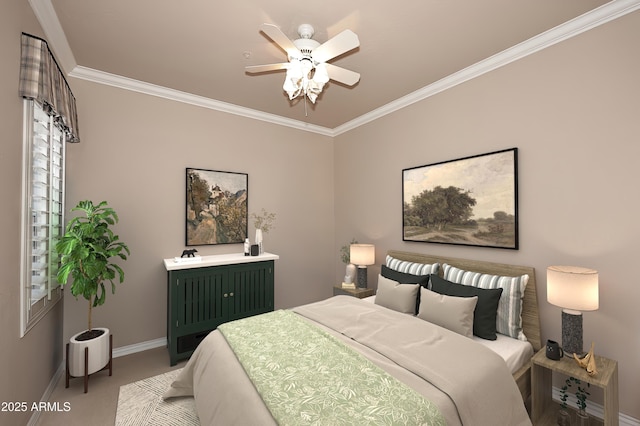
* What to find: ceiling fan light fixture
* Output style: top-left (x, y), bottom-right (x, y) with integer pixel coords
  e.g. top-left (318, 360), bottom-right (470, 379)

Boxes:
top-left (248, 22), bottom-right (360, 107)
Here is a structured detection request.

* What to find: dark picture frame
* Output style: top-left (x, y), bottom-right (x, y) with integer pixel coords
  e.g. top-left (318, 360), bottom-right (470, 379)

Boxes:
top-left (186, 168), bottom-right (248, 246)
top-left (402, 148), bottom-right (518, 249)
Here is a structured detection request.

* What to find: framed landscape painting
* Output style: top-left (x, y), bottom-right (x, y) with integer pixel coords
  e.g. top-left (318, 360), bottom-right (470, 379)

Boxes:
top-left (186, 168), bottom-right (248, 246)
top-left (402, 148), bottom-right (518, 249)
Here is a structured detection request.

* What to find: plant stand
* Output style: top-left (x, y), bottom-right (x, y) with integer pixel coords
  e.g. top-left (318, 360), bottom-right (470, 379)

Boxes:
top-left (65, 333), bottom-right (113, 393)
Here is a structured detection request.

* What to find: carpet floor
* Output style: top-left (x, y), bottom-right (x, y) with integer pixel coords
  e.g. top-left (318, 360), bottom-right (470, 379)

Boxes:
top-left (115, 368), bottom-right (199, 425)
top-left (35, 347), bottom-right (187, 426)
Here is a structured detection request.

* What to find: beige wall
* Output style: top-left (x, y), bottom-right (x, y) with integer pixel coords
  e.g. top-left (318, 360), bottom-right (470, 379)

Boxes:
top-left (3, 1), bottom-right (638, 423)
top-left (62, 80), bottom-right (336, 350)
top-left (334, 10), bottom-right (640, 419)
top-left (0, 2), bottom-right (65, 425)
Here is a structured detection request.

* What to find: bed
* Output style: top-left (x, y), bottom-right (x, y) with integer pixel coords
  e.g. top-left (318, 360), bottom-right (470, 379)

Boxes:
top-left (163, 250), bottom-right (541, 425)
top-left (384, 250), bottom-right (542, 401)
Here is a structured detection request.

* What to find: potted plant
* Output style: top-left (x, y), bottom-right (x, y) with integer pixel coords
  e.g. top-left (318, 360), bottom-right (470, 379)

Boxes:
top-left (340, 238), bottom-right (358, 285)
top-left (575, 379), bottom-right (591, 425)
top-left (559, 376), bottom-right (591, 426)
top-left (56, 200), bottom-right (130, 381)
top-left (558, 378), bottom-right (572, 426)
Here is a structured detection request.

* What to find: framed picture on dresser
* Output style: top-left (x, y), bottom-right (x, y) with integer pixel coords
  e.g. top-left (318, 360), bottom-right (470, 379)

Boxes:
top-left (185, 168), bottom-right (248, 246)
top-left (402, 148), bottom-right (518, 249)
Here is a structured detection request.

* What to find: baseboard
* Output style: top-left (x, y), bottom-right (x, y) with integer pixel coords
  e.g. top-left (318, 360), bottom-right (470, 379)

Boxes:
top-left (27, 362), bottom-right (65, 426)
top-left (29, 336), bottom-right (168, 426)
top-left (112, 337), bottom-right (167, 358)
top-left (552, 386), bottom-right (639, 426)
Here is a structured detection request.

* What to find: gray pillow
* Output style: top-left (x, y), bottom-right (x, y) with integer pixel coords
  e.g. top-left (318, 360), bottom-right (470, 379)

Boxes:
top-left (430, 274), bottom-right (502, 340)
top-left (442, 264), bottom-right (529, 341)
top-left (374, 275), bottom-right (419, 314)
top-left (417, 287), bottom-right (477, 338)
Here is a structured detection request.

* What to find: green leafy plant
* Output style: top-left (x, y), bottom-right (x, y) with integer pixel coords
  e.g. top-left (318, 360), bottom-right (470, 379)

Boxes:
top-left (339, 238), bottom-right (358, 264)
top-left (251, 208), bottom-right (276, 233)
top-left (56, 200), bottom-right (130, 335)
top-left (575, 380), bottom-right (590, 412)
top-left (560, 376), bottom-right (590, 411)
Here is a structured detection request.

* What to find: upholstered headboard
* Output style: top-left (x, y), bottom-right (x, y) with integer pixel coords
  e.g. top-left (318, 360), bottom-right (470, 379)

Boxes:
top-left (386, 250), bottom-right (542, 352)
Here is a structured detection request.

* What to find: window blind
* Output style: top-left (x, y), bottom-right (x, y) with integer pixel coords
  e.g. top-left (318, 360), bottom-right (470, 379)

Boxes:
top-left (21, 100), bottom-right (64, 335)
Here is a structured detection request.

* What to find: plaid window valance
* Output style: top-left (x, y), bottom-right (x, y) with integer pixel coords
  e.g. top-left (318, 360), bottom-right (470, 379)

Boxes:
top-left (19, 33), bottom-right (80, 143)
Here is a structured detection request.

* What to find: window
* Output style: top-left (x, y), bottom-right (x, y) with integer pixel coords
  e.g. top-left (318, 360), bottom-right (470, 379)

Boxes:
top-left (20, 99), bottom-right (65, 336)
top-left (18, 33), bottom-right (79, 336)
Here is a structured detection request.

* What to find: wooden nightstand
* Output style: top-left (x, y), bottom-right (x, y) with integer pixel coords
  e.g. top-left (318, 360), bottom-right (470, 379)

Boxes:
top-left (333, 286), bottom-right (375, 299)
top-left (531, 347), bottom-right (618, 425)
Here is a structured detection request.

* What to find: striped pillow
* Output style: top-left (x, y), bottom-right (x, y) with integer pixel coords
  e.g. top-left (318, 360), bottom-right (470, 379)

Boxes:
top-left (442, 264), bottom-right (529, 341)
top-left (386, 255), bottom-right (439, 276)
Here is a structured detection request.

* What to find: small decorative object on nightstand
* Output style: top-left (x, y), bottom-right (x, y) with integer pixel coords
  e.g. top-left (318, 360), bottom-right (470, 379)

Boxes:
top-left (333, 285), bottom-right (374, 299)
top-left (341, 281), bottom-right (356, 290)
top-left (531, 347), bottom-right (618, 426)
top-left (340, 238), bottom-right (358, 284)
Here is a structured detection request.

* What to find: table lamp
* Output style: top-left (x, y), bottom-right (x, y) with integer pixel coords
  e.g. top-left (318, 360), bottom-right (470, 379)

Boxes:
top-left (350, 244), bottom-right (375, 288)
top-left (547, 265), bottom-right (599, 356)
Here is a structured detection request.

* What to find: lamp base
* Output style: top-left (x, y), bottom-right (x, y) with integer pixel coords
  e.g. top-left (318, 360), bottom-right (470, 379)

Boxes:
top-left (356, 266), bottom-right (368, 289)
top-left (561, 309), bottom-right (583, 357)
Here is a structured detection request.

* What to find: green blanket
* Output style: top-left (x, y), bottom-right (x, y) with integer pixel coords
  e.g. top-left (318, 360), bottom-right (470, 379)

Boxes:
top-left (218, 310), bottom-right (445, 426)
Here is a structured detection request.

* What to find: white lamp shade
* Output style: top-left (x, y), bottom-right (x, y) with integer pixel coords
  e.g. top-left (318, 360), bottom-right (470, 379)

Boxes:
top-left (547, 265), bottom-right (599, 312)
top-left (350, 244), bottom-right (375, 266)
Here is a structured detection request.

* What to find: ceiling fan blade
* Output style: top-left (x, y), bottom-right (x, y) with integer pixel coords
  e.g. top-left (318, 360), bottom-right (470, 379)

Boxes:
top-left (325, 63), bottom-right (360, 86)
top-left (260, 23), bottom-right (300, 59)
top-left (312, 29), bottom-right (360, 63)
top-left (245, 63), bottom-right (289, 73)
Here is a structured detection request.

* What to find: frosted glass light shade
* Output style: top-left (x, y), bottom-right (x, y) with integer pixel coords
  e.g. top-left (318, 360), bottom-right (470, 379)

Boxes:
top-left (313, 63), bottom-right (329, 84)
top-left (350, 244), bottom-right (375, 266)
top-left (547, 265), bottom-right (599, 312)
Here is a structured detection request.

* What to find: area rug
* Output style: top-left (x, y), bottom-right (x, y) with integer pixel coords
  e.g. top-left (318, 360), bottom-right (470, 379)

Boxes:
top-left (115, 368), bottom-right (199, 425)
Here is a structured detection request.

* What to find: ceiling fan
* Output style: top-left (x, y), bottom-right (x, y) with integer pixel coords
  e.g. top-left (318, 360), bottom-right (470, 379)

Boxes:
top-left (246, 23), bottom-right (360, 104)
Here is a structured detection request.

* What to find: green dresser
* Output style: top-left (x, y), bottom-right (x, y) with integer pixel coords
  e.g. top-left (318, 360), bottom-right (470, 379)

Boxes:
top-left (164, 253), bottom-right (279, 365)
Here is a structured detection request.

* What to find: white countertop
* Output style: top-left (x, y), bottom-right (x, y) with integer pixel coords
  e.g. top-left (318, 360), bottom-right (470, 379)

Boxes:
top-left (163, 252), bottom-right (279, 271)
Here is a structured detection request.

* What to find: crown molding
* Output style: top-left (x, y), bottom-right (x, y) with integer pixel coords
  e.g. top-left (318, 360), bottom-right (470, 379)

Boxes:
top-left (33, 0), bottom-right (640, 137)
top-left (333, 0), bottom-right (640, 136)
top-left (69, 66), bottom-right (335, 137)
top-left (28, 0), bottom-right (77, 74)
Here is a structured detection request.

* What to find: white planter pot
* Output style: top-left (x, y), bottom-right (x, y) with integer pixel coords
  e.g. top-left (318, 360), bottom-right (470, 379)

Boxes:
top-left (68, 327), bottom-right (110, 377)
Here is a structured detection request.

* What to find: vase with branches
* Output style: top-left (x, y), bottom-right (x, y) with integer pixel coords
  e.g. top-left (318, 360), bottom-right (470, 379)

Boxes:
top-left (251, 208), bottom-right (276, 254)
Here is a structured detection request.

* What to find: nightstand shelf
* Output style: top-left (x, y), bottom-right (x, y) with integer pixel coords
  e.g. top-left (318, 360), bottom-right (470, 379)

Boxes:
top-left (531, 348), bottom-right (618, 425)
top-left (535, 401), bottom-right (603, 426)
top-left (333, 286), bottom-right (375, 299)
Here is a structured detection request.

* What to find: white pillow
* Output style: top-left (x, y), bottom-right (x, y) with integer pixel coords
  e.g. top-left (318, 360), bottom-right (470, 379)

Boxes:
top-left (417, 287), bottom-right (477, 338)
top-left (374, 275), bottom-right (419, 314)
